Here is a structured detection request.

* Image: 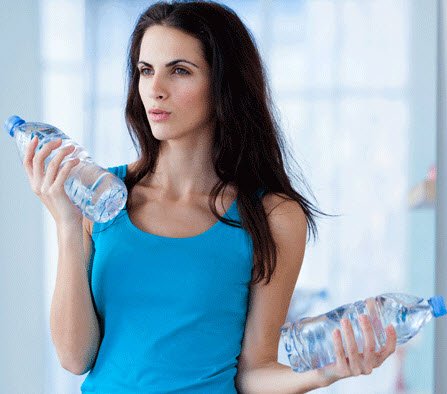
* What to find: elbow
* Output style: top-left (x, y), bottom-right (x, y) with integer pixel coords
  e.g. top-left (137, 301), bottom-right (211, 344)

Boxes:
top-left (61, 359), bottom-right (92, 376)
top-left (52, 333), bottom-right (99, 376)
top-left (59, 353), bottom-right (94, 376)
top-left (61, 360), bottom-right (83, 376)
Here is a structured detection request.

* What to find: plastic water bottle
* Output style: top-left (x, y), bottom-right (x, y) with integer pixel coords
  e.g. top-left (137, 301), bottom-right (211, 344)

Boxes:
top-left (4, 115), bottom-right (128, 223)
top-left (280, 292), bottom-right (446, 373)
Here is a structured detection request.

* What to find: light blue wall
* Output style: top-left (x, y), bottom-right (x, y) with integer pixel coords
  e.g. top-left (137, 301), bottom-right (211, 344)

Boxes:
top-left (0, 0), bottom-right (45, 392)
top-left (406, 1), bottom-right (438, 392)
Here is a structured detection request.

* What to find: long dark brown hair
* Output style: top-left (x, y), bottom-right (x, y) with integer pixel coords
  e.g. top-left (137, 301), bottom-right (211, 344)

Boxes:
top-left (123, 0), bottom-right (338, 286)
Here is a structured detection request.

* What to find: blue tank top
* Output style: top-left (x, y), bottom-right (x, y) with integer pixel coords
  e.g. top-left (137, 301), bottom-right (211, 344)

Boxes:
top-left (81, 164), bottom-right (256, 393)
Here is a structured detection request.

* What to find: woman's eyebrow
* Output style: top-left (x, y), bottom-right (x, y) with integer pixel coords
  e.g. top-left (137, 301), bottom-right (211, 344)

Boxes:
top-left (137, 59), bottom-right (199, 68)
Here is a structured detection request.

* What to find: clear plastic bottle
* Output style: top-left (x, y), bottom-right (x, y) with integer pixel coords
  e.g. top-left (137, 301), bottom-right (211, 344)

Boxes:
top-left (4, 115), bottom-right (128, 223)
top-left (280, 292), bottom-right (446, 373)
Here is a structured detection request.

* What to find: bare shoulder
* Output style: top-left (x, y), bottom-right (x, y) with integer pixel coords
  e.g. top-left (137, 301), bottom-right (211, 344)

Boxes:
top-left (261, 191), bottom-right (308, 264)
top-left (127, 161), bottom-right (138, 173)
top-left (261, 192), bottom-right (307, 225)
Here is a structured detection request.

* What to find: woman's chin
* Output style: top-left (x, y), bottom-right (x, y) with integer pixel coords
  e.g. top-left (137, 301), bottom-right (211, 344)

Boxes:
top-left (151, 130), bottom-right (179, 141)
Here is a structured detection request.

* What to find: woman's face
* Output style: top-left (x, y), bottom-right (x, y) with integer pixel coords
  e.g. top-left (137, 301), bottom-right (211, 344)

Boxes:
top-left (137, 25), bottom-right (214, 142)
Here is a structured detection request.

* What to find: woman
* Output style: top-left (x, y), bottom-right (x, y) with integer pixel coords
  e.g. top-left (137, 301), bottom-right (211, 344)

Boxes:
top-left (27, 1), bottom-right (397, 392)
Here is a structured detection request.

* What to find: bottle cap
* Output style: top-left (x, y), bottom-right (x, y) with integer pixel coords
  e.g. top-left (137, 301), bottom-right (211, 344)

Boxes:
top-left (428, 296), bottom-right (447, 317)
top-left (4, 115), bottom-right (25, 137)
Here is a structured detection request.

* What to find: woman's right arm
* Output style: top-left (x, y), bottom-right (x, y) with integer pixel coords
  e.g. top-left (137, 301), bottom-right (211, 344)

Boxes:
top-left (22, 136), bottom-right (100, 375)
top-left (49, 218), bottom-right (100, 375)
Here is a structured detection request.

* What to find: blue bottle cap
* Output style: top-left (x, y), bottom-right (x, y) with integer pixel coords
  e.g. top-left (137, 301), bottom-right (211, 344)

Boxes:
top-left (428, 296), bottom-right (447, 318)
top-left (4, 115), bottom-right (25, 137)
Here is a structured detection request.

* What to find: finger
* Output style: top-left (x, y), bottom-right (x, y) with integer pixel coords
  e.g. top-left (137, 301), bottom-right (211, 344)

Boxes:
top-left (359, 314), bottom-right (376, 374)
top-left (341, 318), bottom-right (362, 376)
top-left (33, 138), bottom-right (63, 183)
top-left (53, 157), bottom-right (80, 188)
top-left (326, 328), bottom-right (349, 381)
top-left (333, 328), bottom-right (348, 369)
top-left (377, 324), bottom-right (397, 365)
top-left (23, 135), bottom-right (39, 179)
top-left (42, 144), bottom-right (76, 189)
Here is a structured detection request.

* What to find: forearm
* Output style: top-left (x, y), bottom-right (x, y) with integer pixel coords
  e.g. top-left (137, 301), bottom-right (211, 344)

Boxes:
top-left (50, 223), bottom-right (100, 374)
top-left (235, 361), bottom-right (327, 394)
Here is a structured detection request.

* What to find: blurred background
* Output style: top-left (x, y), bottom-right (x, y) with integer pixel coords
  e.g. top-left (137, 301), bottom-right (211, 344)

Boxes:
top-left (1, 0), bottom-right (446, 393)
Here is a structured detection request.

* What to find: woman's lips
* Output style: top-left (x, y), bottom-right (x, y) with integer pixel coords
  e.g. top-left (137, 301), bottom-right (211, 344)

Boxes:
top-left (148, 112), bottom-right (171, 121)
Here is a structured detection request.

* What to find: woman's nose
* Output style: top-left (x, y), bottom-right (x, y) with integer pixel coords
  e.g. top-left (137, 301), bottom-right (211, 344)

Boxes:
top-left (148, 74), bottom-right (168, 99)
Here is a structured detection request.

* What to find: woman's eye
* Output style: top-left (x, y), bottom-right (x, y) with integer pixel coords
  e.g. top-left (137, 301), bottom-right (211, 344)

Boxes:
top-left (139, 67), bottom-right (190, 76)
top-left (174, 67), bottom-right (190, 75)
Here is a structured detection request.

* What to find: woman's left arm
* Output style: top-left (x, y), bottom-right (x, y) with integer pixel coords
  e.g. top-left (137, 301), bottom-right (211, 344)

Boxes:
top-left (234, 194), bottom-right (397, 394)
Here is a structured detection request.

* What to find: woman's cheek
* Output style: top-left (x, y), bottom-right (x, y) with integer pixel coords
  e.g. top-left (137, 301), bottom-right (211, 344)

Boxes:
top-left (138, 83), bottom-right (147, 106)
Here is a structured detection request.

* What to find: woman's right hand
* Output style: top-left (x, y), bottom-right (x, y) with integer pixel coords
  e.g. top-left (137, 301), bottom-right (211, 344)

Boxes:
top-left (24, 136), bottom-right (82, 226)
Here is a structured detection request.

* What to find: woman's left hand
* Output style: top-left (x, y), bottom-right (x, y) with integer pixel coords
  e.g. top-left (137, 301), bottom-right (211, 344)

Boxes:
top-left (317, 314), bottom-right (397, 387)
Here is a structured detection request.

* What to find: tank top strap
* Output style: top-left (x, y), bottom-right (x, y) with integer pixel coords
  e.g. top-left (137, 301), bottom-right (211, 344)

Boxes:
top-left (107, 164), bottom-right (127, 181)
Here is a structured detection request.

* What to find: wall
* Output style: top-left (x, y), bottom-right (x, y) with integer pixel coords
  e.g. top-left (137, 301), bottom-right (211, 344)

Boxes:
top-left (0, 0), bottom-right (45, 392)
top-left (406, 1), bottom-right (438, 392)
